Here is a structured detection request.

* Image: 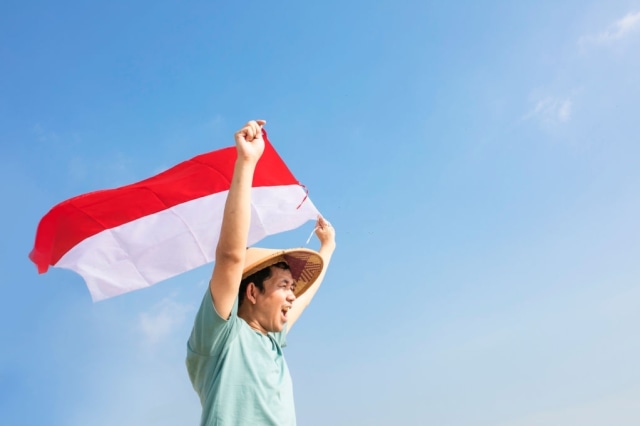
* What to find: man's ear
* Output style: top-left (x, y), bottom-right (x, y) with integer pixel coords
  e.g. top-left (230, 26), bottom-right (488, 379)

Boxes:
top-left (246, 282), bottom-right (257, 304)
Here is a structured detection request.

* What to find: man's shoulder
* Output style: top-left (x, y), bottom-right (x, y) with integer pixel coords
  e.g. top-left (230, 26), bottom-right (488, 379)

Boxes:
top-left (188, 288), bottom-right (241, 356)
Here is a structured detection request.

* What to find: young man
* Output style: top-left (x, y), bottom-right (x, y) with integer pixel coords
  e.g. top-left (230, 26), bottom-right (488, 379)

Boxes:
top-left (186, 120), bottom-right (336, 425)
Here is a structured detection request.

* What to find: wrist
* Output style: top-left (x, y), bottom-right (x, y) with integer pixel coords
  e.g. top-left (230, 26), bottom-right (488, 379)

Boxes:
top-left (234, 157), bottom-right (259, 170)
top-left (320, 241), bottom-right (336, 254)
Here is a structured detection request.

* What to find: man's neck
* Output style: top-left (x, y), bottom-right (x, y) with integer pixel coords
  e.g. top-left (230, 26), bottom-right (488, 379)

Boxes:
top-left (237, 307), bottom-right (268, 334)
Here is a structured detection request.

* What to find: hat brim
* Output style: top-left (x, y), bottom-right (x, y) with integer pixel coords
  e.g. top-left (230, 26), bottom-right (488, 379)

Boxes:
top-left (243, 247), bottom-right (324, 297)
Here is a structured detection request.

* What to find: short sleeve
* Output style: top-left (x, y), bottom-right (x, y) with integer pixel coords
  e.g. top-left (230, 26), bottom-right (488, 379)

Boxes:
top-left (188, 287), bottom-right (238, 355)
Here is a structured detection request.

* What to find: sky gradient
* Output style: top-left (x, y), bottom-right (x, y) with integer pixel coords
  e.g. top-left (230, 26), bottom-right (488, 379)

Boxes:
top-left (2, 1), bottom-right (640, 425)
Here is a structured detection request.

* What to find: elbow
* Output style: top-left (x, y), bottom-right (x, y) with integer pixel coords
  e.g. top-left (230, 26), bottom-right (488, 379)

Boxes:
top-left (215, 246), bottom-right (245, 266)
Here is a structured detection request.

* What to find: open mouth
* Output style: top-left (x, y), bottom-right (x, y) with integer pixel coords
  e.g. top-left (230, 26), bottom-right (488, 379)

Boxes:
top-left (281, 306), bottom-right (291, 319)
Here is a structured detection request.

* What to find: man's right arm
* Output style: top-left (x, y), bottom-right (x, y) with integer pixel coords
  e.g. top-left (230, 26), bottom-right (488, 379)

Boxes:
top-left (209, 119), bottom-right (266, 320)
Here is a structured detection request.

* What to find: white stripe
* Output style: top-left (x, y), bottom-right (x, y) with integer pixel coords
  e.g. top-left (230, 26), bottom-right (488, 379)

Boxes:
top-left (55, 185), bottom-right (319, 301)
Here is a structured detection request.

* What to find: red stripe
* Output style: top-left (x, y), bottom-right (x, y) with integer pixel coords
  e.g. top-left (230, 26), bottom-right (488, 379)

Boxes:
top-left (29, 131), bottom-right (299, 273)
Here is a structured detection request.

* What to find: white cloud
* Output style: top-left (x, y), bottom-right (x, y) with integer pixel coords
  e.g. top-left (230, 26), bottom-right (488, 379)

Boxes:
top-left (137, 296), bottom-right (195, 346)
top-left (524, 96), bottom-right (573, 125)
top-left (557, 99), bottom-right (572, 122)
top-left (580, 11), bottom-right (640, 46)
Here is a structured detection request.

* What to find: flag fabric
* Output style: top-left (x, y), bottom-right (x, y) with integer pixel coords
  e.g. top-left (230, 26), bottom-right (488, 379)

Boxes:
top-left (29, 130), bottom-right (319, 301)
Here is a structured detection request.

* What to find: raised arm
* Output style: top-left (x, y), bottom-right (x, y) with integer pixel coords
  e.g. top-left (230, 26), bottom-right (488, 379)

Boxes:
top-left (287, 216), bottom-right (336, 331)
top-left (209, 119), bottom-right (266, 319)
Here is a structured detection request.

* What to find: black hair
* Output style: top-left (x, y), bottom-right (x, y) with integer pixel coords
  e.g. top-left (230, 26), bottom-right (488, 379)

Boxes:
top-left (238, 261), bottom-right (290, 307)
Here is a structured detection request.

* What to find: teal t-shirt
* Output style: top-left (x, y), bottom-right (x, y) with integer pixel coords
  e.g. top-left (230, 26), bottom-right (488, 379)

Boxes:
top-left (186, 288), bottom-right (295, 426)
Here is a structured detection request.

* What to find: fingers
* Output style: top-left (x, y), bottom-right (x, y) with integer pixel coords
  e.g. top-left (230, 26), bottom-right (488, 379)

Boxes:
top-left (236, 119), bottom-right (267, 142)
top-left (316, 215), bottom-right (333, 231)
top-left (247, 120), bottom-right (264, 140)
top-left (314, 215), bottom-right (336, 248)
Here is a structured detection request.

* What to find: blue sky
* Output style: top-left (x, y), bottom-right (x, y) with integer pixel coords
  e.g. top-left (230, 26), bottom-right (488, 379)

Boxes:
top-left (2, 1), bottom-right (640, 425)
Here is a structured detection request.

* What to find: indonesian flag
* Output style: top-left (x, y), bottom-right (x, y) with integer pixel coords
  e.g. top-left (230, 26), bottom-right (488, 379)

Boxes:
top-left (29, 130), bottom-right (319, 301)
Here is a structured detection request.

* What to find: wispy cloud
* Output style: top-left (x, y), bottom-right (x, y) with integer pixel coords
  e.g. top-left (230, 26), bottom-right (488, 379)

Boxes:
top-left (66, 151), bottom-right (135, 187)
top-left (523, 96), bottom-right (573, 125)
top-left (206, 114), bottom-right (225, 130)
top-left (137, 296), bottom-right (195, 346)
top-left (580, 11), bottom-right (640, 46)
top-left (98, 151), bottom-right (133, 185)
top-left (33, 123), bottom-right (60, 143)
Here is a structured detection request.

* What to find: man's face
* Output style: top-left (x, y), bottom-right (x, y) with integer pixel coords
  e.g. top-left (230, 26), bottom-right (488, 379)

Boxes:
top-left (254, 266), bottom-right (297, 333)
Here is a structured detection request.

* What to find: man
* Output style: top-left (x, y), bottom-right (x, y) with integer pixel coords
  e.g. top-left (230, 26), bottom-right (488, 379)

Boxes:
top-left (186, 119), bottom-right (336, 425)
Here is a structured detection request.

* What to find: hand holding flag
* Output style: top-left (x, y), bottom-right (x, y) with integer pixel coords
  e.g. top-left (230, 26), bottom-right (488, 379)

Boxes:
top-left (234, 119), bottom-right (266, 163)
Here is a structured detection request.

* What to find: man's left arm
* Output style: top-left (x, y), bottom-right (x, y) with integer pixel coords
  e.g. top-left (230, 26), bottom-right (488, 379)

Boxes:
top-left (286, 215), bottom-right (336, 332)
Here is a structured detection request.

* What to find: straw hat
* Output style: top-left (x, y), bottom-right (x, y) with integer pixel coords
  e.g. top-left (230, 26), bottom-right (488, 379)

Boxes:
top-left (243, 247), bottom-right (324, 297)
